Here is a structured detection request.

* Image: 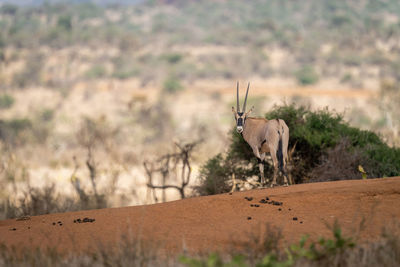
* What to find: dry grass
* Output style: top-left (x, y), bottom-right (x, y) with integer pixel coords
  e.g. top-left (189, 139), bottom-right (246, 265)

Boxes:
top-left (0, 235), bottom-right (170, 267)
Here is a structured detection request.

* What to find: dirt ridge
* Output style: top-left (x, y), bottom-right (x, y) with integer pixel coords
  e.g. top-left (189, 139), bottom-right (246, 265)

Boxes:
top-left (0, 177), bottom-right (399, 255)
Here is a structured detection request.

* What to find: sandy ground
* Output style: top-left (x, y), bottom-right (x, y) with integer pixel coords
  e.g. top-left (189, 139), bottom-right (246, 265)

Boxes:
top-left (1, 177), bottom-right (399, 255)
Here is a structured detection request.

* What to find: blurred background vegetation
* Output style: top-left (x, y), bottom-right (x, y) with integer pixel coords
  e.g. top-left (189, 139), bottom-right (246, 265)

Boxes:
top-left (1, 0), bottom-right (400, 88)
top-left (1, 0), bottom-right (400, 217)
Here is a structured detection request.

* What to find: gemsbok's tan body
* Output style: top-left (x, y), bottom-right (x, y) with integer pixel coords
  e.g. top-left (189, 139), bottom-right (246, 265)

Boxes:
top-left (232, 82), bottom-right (290, 187)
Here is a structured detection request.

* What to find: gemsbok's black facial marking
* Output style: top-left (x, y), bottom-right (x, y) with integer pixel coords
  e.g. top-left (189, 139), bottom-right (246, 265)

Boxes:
top-left (236, 112), bottom-right (246, 128)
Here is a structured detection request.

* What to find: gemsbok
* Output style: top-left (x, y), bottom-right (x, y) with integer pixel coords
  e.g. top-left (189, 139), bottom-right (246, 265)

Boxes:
top-left (232, 82), bottom-right (290, 187)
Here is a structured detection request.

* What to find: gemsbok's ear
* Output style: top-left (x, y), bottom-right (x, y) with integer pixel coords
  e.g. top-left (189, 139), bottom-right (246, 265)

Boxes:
top-left (245, 106), bottom-right (254, 116)
top-left (232, 106), bottom-right (236, 114)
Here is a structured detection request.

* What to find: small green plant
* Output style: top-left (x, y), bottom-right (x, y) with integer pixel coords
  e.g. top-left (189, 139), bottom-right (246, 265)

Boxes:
top-left (163, 75), bottom-right (183, 93)
top-left (295, 66), bottom-right (319, 85)
top-left (112, 67), bottom-right (139, 80)
top-left (340, 73), bottom-right (352, 83)
top-left (39, 109), bottom-right (54, 122)
top-left (331, 14), bottom-right (352, 27)
top-left (180, 253), bottom-right (247, 267)
top-left (57, 14), bottom-right (72, 31)
top-left (0, 118), bottom-right (32, 146)
top-left (288, 223), bottom-right (355, 263)
top-left (12, 53), bottom-right (44, 88)
top-left (162, 53), bottom-right (183, 64)
top-left (85, 65), bottom-right (107, 79)
top-left (0, 94), bottom-right (15, 109)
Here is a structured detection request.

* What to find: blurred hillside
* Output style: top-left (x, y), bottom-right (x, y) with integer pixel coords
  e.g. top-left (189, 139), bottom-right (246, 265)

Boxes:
top-left (0, 0), bottom-right (400, 208)
top-left (1, 0), bottom-right (400, 87)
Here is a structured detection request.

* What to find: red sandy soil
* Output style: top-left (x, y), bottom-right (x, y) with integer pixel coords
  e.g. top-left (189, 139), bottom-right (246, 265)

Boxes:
top-left (1, 177), bottom-right (399, 255)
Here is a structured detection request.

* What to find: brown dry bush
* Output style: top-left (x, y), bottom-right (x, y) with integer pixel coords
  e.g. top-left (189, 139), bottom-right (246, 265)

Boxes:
top-left (1, 184), bottom-right (79, 220)
top-left (309, 138), bottom-right (363, 182)
top-left (0, 235), bottom-right (170, 267)
top-left (144, 141), bottom-right (199, 202)
top-left (231, 223), bottom-right (283, 265)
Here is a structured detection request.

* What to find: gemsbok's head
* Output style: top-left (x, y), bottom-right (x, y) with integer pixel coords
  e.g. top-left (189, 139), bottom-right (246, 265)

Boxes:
top-left (232, 82), bottom-right (254, 133)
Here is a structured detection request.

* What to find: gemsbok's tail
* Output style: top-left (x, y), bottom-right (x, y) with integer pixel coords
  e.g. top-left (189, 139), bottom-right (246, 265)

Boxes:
top-left (276, 122), bottom-right (284, 173)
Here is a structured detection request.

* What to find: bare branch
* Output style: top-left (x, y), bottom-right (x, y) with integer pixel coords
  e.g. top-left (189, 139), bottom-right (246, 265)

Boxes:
top-left (144, 141), bottom-right (199, 202)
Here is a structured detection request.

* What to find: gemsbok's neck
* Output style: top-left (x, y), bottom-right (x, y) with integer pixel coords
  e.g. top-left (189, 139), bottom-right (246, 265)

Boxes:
top-left (241, 117), bottom-right (268, 141)
top-left (242, 118), bottom-right (255, 141)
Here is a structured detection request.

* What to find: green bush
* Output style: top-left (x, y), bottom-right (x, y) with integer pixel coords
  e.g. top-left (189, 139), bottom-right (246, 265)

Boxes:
top-left (163, 75), bottom-right (183, 93)
top-left (112, 67), bottom-right (139, 80)
top-left (194, 152), bottom-right (257, 196)
top-left (12, 53), bottom-right (44, 88)
top-left (85, 65), bottom-right (107, 79)
top-left (195, 104), bottom-right (400, 195)
top-left (340, 73), bottom-right (352, 83)
top-left (0, 94), bottom-right (15, 109)
top-left (0, 4), bottom-right (18, 15)
top-left (267, 105), bottom-right (400, 181)
top-left (0, 118), bottom-right (32, 146)
top-left (56, 15), bottom-right (72, 31)
top-left (162, 53), bottom-right (183, 64)
top-left (39, 109), bottom-right (54, 122)
top-left (295, 66), bottom-right (319, 85)
top-left (112, 56), bottom-right (140, 80)
top-left (194, 154), bottom-right (231, 196)
top-left (0, 112), bottom-right (56, 146)
top-left (331, 14), bottom-right (352, 27)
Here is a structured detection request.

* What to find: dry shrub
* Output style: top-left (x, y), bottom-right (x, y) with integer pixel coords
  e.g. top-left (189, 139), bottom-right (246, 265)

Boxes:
top-left (0, 235), bottom-right (168, 267)
top-left (232, 223), bottom-right (283, 263)
top-left (309, 138), bottom-right (363, 182)
top-left (144, 141), bottom-right (198, 202)
top-left (1, 184), bottom-right (80, 219)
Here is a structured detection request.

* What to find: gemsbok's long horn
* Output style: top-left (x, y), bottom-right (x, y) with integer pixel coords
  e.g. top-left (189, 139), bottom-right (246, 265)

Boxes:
top-left (236, 81), bottom-right (240, 112)
top-left (242, 82), bottom-right (250, 112)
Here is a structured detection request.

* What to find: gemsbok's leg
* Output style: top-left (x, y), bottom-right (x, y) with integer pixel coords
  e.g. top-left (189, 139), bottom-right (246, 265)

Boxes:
top-left (282, 165), bottom-right (289, 186)
top-left (230, 173), bottom-right (236, 192)
top-left (259, 153), bottom-right (267, 185)
top-left (270, 148), bottom-right (279, 187)
top-left (252, 147), bottom-right (265, 185)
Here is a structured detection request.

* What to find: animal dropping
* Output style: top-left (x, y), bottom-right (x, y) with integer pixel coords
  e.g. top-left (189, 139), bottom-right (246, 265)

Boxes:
top-left (74, 217), bottom-right (95, 223)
